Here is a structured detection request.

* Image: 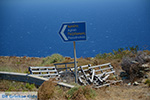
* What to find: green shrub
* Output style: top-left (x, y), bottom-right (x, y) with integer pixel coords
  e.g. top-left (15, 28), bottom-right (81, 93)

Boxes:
top-left (67, 86), bottom-right (96, 100)
top-left (67, 87), bottom-right (79, 99)
top-left (42, 53), bottom-right (65, 65)
top-left (0, 66), bottom-right (17, 72)
top-left (24, 70), bottom-right (30, 74)
top-left (95, 47), bottom-right (135, 60)
top-left (144, 79), bottom-right (150, 87)
top-left (95, 53), bottom-right (114, 59)
top-left (8, 86), bottom-right (15, 91)
top-left (50, 53), bottom-right (65, 63)
top-left (25, 83), bottom-right (36, 91)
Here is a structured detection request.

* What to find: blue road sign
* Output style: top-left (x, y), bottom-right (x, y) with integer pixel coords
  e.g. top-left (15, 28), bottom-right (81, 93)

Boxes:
top-left (59, 22), bottom-right (86, 42)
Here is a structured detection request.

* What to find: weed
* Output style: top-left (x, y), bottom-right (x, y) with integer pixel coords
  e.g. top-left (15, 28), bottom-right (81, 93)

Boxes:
top-left (0, 80), bottom-right (38, 91)
top-left (8, 86), bottom-right (15, 91)
top-left (42, 53), bottom-right (65, 65)
top-left (0, 66), bottom-right (17, 72)
top-left (24, 70), bottom-right (30, 74)
top-left (16, 62), bottom-right (21, 65)
top-left (67, 86), bottom-right (96, 100)
top-left (67, 87), bottom-right (79, 99)
top-left (144, 79), bottom-right (150, 87)
top-left (96, 51), bottom-right (124, 60)
top-left (25, 83), bottom-right (36, 91)
top-left (95, 46), bottom-right (140, 60)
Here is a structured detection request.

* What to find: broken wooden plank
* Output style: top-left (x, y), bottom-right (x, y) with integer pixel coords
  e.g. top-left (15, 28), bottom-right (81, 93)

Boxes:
top-left (89, 63), bottom-right (111, 69)
top-left (56, 81), bottom-right (75, 88)
top-left (94, 83), bottom-right (111, 88)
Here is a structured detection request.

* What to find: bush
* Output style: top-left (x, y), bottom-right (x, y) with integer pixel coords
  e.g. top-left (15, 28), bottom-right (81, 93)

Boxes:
top-left (67, 86), bottom-right (96, 100)
top-left (95, 49), bottom-right (132, 60)
top-left (42, 53), bottom-right (65, 65)
top-left (144, 79), bottom-right (150, 87)
top-left (38, 79), bottom-right (57, 100)
top-left (8, 86), bottom-right (15, 91)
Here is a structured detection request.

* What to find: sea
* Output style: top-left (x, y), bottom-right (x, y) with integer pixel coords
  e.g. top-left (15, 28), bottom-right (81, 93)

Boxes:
top-left (0, 0), bottom-right (150, 58)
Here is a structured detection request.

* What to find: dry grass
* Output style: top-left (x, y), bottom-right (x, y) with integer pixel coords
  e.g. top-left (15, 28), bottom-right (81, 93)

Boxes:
top-left (38, 78), bottom-right (67, 100)
top-left (0, 80), bottom-right (38, 91)
top-left (0, 55), bottom-right (121, 73)
top-left (66, 86), bottom-right (96, 100)
top-left (38, 79), bottom-right (57, 100)
top-left (95, 84), bottom-right (150, 100)
top-left (0, 56), bottom-right (43, 73)
top-left (37, 82), bottom-right (150, 100)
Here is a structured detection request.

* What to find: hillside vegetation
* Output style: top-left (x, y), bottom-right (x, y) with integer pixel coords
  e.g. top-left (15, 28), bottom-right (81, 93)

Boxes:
top-left (0, 46), bottom-right (150, 99)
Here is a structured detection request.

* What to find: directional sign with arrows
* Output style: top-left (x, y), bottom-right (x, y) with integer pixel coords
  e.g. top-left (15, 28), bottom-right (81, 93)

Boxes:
top-left (59, 22), bottom-right (86, 42)
top-left (58, 22), bottom-right (86, 83)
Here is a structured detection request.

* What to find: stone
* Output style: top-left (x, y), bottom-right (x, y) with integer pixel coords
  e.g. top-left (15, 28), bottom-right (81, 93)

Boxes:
top-left (142, 79), bottom-right (147, 83)
top-left (133, 81), bottom-right (139, 86)
top-left (63, 80), bottom-right (67, 83)
top-left (142, 64), bottom-right (149, 68)
top-left (128, 83), bottom-right (131, 86)
top-left (144, 75), bottom-right (149, 78)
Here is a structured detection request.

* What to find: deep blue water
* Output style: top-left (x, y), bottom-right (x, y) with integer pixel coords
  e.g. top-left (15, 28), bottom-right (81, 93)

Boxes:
top-left (0, 0), bottom-right (150, 58)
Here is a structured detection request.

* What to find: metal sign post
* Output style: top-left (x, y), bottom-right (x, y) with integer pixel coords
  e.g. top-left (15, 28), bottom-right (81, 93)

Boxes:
top-left (73, 41), bottom-right (78, 83)
top-left (59, 22), bottom-right (86, 83)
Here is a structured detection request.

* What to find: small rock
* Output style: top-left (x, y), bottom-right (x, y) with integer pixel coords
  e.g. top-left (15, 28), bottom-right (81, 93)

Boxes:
top-left (131, 61), bottom-right (139, 64)
top-left (144, 75), bottom-right (149, 78)
top-left (106, 90), bottom-right (110, 93)
top-left (133, 81), bottom-right (139, 86)
top-left (128, 83), bottom-right (131, 86)
top-left (142, 79), bottom-right (147, 83)
top-left (142, 64), bottom-right (149, 68)
top-left (63, 80), bottom-right (67, 83)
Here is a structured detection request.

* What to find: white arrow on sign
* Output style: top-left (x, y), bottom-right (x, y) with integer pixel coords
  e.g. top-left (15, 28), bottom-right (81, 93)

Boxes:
top-left (60, 25), bottom-right (68, 41)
